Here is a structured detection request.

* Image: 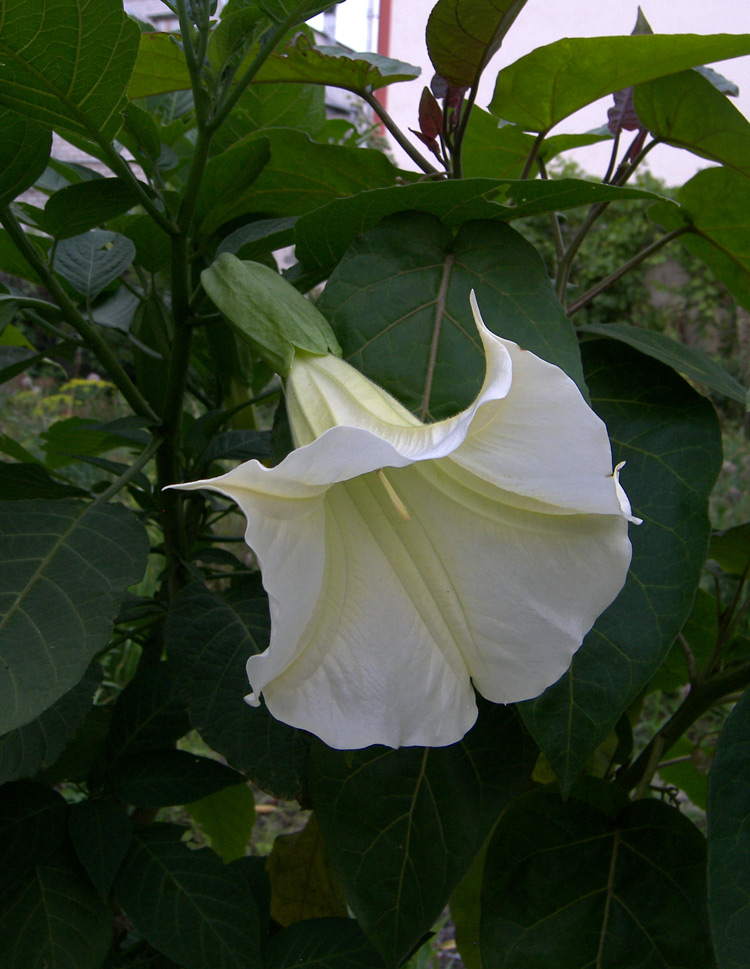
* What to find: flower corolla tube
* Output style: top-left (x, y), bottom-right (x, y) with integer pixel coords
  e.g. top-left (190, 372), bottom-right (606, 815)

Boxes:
top-left (173, 294), bottom-right (638, 749)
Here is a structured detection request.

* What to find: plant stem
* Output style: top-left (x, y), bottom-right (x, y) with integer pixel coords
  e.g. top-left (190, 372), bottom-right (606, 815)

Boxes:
top-left (518, 131), bottom-right (546, 181)
top-left (91, 435), bottom-right (163, 506)
top-left (566, 226), bottom-right (689, 316)
top-left (450, 86), bottom-right (477, 180)
top-left (0, 207), bottom-right (160, 423)
top-left (618, 661), bottom-right (750, 796)
top-left (361, 90), bottom-right (439, 176)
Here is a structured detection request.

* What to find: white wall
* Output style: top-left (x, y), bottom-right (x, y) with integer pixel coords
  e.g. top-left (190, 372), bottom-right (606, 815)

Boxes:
top-left (340, 0), bottom-right (750, 187)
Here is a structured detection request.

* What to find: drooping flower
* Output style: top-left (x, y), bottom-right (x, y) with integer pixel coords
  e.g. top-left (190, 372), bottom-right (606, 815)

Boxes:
top-left (172, 295), bottom-right (637, 750)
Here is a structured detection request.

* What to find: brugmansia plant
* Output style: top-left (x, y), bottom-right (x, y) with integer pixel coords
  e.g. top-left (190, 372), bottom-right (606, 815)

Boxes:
top-left (0, 1), bottom-right (748, 967)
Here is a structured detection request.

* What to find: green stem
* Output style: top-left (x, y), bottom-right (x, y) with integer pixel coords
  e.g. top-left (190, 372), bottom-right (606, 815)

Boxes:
top-left (91, 435), bottom-right (163, 506)
top-left (618, 661), bottom-right (750, 796)
top-left (518, 131), bottom-right (546, 181)
top-left (566, 227), bottom-right (689, 316)
top-left (361, 90), bottom-right (439, 176)
top-left (0, 206), bottom-right (159, 423)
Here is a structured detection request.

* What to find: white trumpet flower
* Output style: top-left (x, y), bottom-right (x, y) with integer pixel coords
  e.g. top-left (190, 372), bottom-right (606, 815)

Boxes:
top-left (173, 294), bottom-right (637, 749)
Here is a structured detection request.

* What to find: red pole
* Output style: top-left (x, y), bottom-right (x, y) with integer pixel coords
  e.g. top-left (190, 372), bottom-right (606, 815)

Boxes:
top-left (376, 0), bottom-right (392, 112)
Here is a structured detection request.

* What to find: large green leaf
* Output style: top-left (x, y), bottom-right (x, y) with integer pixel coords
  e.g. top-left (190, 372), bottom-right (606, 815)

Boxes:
top-left (316, 213), bottom-right (584, 419)
top-left (227, 128), bottom-right (405, 219)
top-left (708, 689), bottom-right (750, 969)
top-left (68, 798), bottom-right (132, 901)
top-left (0, 461), bottom-right (88, 501)
top-left (521, 340), bottom-right (722, 791)
top-left (649, 168), bottom-right (750, 312)
top-left (481, 789), bottom-right (715, 968)
top-left (53, 230), bottom-right (136, 299)
top-left (128, 33), bottom-right (191, 100)
top-left (44, 179), bottom-right (143, 240)
top-left (579, 323), bottom-right (747, 405)
top-left (295, 179), bottom-right (661, 274)
top-left (461, 108), bottom-right (610, 181)
top-left (0, 500), bottom-right (149, 734)
top-left (107, 749), bottom-right (245, 809)
top-left (267, 918), bottom-right (387, 969)
top-left (195, 137), bottom-right (271, 238)
top-left (0, 664), bottom-right (99, 784)
top-left (0, 109), bottom-right (52, 207)
top-left (309, 703), bottom-right (536, 967)
top-left (0, 0), bottom-right (139, 139)
top-left (0, 861), bottom-right (111, 969)
top-left (101, 663), bottom-right (190, 763)
top-left (426, 0), bottom-right (529, 89)
top-left (255, 35), bottom-right (420, 92)
top-left (114, 823), bottom-right (262, 969)
top-left (489, 33), bottom-right (750, 133)
top-left (164, 580), bottom-right (310, 800)
top-left (635, 69), bottom-right (750, 178)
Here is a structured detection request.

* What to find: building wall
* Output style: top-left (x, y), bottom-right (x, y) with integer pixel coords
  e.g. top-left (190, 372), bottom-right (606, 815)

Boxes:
top-left (378, 0), bottom-right (750, 186)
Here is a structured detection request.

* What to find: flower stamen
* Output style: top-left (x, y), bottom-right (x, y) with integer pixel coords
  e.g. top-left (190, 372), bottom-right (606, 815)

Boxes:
top-left (375, 469), bottom-right (411, 522)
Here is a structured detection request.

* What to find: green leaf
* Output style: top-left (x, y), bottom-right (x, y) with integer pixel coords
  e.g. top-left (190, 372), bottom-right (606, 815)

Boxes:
top-left (0, 500), bottom-right (149, 734)
top-left (258, 0), bottom-right (345, 25)
top-left (309, 703), bottom-right (536, 967)
top-left (118, 214), bottom-right (172, 273)
top-left (213, 82), bottom-right (325, 151)
top-left (267, 813), bottom-right (347, 927)
top-left (128, 32), bottom-right (191, 100)
top-left (295, 178), bottom-right (661, 275)
top-left (0, 664), bottom-right (99, 784)
top-left (316, 213), bottom-right (585, 420)
top-left (481, 790), bottom-right (715, 968)
top-left (709, 523), bottom-right (750, 576)
top-left (0, 109), bottom-right (52, 207)
top-left (0, 780), bottom-right (69, 872)
top-left (107, 749), bottom-right (246, 809)
top-left (646, 589), bottom-right (717, 695)
top-left (102, 664), bottom-right (190, 762)
top-left (217, 216), bottom-right (298, 260)
top-left (649, 168), bottom-right (750, 312)
top-left (426, 0), bottom-right (529, 88)
top-left (0, 0), bottom-right (139, 139)
top-left (267, 918), bottom-right (387, 969)
top-left (450, 833), bottom-right (491, 969)
top-left (232, 128), bottom-right (405, 218)
top-left (195, 137), bottom-right (271, 238)
top-left (0, 860), bottom-right (111, 969)
top-left (45, 179), bottom-right (142, 240)
top-left (0, 461), bottom-right (88, 501)
top-left (255, 35), bottom-right (420, 92)
top-left (207, 5), bottom-right (269, 74)
top-left (53, 229), bottom-right (136, 299)
top-left (579, 322), bottom-right (747, 405)
top-left (489, 33), bottom-right (750, 132)
top-left (188, 783), bottom-right (256, 864)
top-left (708, 688), bottom-right (750, 969)
top-left (68, 798), bottom-right (132, 900)
top-left (636, 69), bottom-right (750, 178)
top-left (164, 581), bottom-right (310, 800)
top-left (114, 823), bottom-right (262, 969)
top-left (202, 254), bottom-right (340, 375)
top-left (521, 340), bottom-right (722, 791)
top-left (41, 416), bottom-right (150, 469)
top-left (0, 227), bottom-right (45, 283)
